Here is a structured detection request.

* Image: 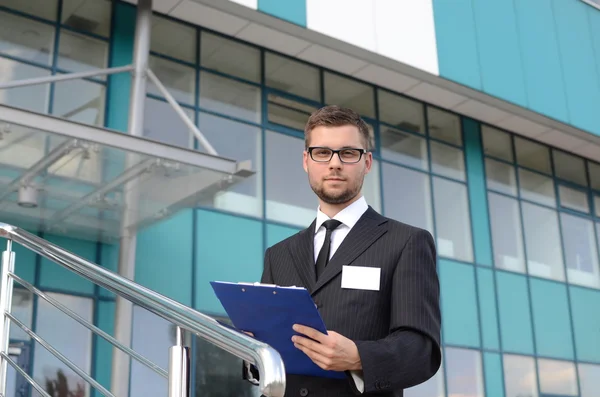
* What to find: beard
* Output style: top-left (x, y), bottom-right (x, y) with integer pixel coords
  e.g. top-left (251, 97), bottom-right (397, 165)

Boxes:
top-left (309, 173), bottom-right (364, 205)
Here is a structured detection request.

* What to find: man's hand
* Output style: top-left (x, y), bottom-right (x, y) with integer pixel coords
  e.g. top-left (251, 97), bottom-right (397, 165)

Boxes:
top-left (291, 324), bottom-right (362, 372)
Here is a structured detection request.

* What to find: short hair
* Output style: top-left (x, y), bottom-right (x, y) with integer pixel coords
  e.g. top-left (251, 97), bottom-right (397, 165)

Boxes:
top-left (304, 105), bottom-right (374, 151)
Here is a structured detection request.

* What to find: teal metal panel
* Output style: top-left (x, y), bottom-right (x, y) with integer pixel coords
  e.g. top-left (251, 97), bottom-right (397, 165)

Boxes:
top-left (569, 286), bottom-right (600, 362)
top-left (589, 7), bottom-right (600, 93)
top-left (11, 240), bottom-right (36, 285)
top-left (266, 223), bottom-right (300, 248)
top-left (471, 0), bottom-right (527, 106)
top-left (432, 0), bottom-right (482, 89)
top-left (530, 279), bottom-right (574, 359)
top-left (463, 118), bottom-right (492, 267)
top-left (513, 0), bottom-right (569, 122)
top-left (99, 243), bottom-right (118, 298)
top-left (194, 210), bottom-right (263, 315)
top-left (477, 267), bottom-right (500, 350)
top-left (483, 352), bottom-right (504, 397)
top-left (553, 0), bottom-right (600, 135)
top-left (39, 234), bottom-right (96, 294)
top-left (92, 301), bottom-right (115, 397)
top-left (439, 259), bottom-right (480, 347)
top-left (258, 0), bottom-right (306, 27)
top-left (496, 271), bottom-right (534, 354)
top-left (135, 210), bottom-right (193, 305)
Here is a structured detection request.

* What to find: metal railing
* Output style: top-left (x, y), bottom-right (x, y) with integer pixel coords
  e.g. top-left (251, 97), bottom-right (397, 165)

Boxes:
top-left (0, 223), bottom-right (286, 397)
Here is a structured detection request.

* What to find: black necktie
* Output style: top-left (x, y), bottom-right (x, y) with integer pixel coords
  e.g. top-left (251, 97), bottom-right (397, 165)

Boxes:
top-left (315, 219), bottom-right (342, 280)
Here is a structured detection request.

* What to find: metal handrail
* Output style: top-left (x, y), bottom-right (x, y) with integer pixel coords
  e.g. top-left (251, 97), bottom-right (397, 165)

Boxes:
top-left (0, 222), bottom-right (286, 397)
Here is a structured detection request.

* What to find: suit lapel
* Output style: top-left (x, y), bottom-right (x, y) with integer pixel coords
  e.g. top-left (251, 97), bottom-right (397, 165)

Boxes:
top-left (312, 207), bottom-right (388, 295)
top-left (288, 220), bottom-right (317, 292)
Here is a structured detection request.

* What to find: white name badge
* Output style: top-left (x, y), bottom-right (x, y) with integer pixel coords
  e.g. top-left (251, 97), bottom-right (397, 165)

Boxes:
top-left (341, 266), bottom-right (381, 291)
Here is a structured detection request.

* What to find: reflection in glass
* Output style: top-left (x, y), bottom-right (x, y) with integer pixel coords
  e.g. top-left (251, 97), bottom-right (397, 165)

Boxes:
top-left (486, 158), bottom-right (517, 196)
top-left (427, 107), bottom-right (462, 146)
top-left (0, 58), bottom-right (50, 113)
top-left (595, 195), bottom-right (600, 217)
top-left (433, 177), bottom-right (473, 261)
top-left (538, 359), bottom-right (578, 396)
top-left (324, 72), bottom-right (374, 118)
top-left (10, 289), bottom-right (33, 341)
top-left (265, 131), bottom-right (316, 227)
top-left (0, 0), bottom-right (58, 20)
top-left (143, 97), bottom-right (194, 148)
top-left (522, 202), bottom-right (565, 281)
top-left (430, 141), bottom-right (465, 181)
top-left (62, 0), bottom-right (112, 37)
top-left (53, 78), bottom-right (105, 126)
top-left (518, 168), bottom-right (556, 207)
top-left (405, 363), bottom-right (445, 397)
top-left (382, 164), bottom-right (433, 235)
top-left (201, 31), bottom-right (260, 83)
top-left (265, 52), bottom-right (320, 101)
top-left (445, 348), bottom-right (483, 397)
top-left (57, 30), bottom-right (108, 76)
top-left (197, 113), bottom-right (262, 217)
top-left (199, 71), bottom-right (261, 123)
top-left (589, 161), bottom-right (600, 191)
top-left (515, 137), bottom-right (551, 174)
top-left (267, 94), bottom-right (316, 131)
top-left (378, 90), bottom-right (423, 134)
top-left (561, 213), bottom-right (600, 288)
top-left (148, 55), bottom-right (196, 105)
top-left (579, 363), bottom-right (600, 397)
top-left (482, 125), bottom-right (512, 162)
top-left (559, 185), bottom-right (589, 213)
top-left (32, 294), bottom-right (93, 397)
top-left (488, 193), bottom-right (525, 273)
top-left (553, 149), bottom-right (587, 186)
top-left (151, 14), bottom-right (196, 63)
top-left (503, 355), bottom-right (538, 397)
top-left (380, 127), bottom-right (428, 171)
top-left (0, 11), bottom-right (55, 64)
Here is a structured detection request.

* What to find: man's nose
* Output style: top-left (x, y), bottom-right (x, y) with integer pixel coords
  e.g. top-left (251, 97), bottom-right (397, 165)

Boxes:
top-left (329, 153), bottom-right (343, 168)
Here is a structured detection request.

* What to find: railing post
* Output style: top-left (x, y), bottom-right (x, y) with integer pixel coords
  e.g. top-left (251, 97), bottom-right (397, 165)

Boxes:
top-left (168, 327), bottom-right (190, 397)
top-left (0, 240), bottom-right (15, 395)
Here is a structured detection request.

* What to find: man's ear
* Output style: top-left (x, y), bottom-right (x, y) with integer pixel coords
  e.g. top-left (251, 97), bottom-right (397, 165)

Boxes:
top-left (364, 151), bottom-right (373, 174)
top-left (303, 150), bottom-right (308, 173)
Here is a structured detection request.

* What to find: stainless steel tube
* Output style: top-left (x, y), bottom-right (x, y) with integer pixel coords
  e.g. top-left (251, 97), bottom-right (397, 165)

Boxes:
top-left (169, 327), bottom-right (190, 397)
top-left (0, 240), bottom-right (14, 396)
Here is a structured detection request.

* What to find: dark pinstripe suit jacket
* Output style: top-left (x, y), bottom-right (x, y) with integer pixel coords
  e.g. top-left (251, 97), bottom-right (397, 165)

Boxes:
top-left (259, 206), bottom-right (442, 397)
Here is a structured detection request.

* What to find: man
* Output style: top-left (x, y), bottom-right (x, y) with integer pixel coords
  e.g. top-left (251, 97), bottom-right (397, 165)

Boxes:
top-left (246, 105), bottom-right (441, 396)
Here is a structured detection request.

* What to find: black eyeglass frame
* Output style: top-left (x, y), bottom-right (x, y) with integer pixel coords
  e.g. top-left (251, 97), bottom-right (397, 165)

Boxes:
top-left (306, 146), bottom-right (368, 163)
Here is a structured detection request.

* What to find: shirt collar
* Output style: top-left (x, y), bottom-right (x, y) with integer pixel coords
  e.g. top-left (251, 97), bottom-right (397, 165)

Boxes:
top-left (315, 196), bottom-right (369, 233)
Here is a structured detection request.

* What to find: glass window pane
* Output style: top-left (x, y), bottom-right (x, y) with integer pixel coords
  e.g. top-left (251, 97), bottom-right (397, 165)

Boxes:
top-left (324, 72), bottom-right (374, 118)
top-left (595, 195), bottom-right (600, 217)
top-left (148, 56), bottom-right (196, 105)
top-left (579, 363), bottom-right (600, 397)
top-left (515, 137), bottom-right (551, 174)
top-left (0, 0), bottom-right (58, 20)
top-left (151, 15), bottom-right (196, 63)
top-left (201, 32), bottom-right (260, 83)
top-left (143, 97), bottom-right (194, 148)
top-left (427, 106), bottom-right (462, 146)
top-left (589, 161), bottom-right (600, 191)
top-left (486, 158), bottom-right (517, 196)
top-left (57, 31), bottom-right (108, 76)
top-left (197, 113), bottom-right (262, 217)
top-left (52, 78), bottom-right (105, 126)
top-left (382, 164), bottom-right (433, 235)
top-left (561, 213), bottom-right (600, 288)
top-left (10, 289), bottom-right (33, 341)
top-left (559, 185), bottom-right (589, 213)
top-left (445, 348), bottom-right (484, 397)
top-left (489, 193), bottom-right (525, 273)
top-left (265, 52), bottom-right (320, 101)
top-left (199, 71), bottom-right (261, 123)
top-left (433, 177), bottom-right (473, 261)
top-left (405, 363), bottom-right (445, 397)
top-left (503, 355), bottom-right (538, 397)
top-left (538, 359), bottom-right (578, 396)
top-left (61, 0), bottom-right (112, 37)
top-left (522, 202), bottom-right (565, 281)
top-left (0, 11), bottom-right (55, 65)
top-left (482, 125), bottom-right (513, 162)
top-left (378, 90), bottom-right (424, 134)
top-left (32, 294), bottom-right (93, 397)
top-left (0, 58), bottom-right (50, 112)
top-left (553, 149), bottom-right (587, 186)
top-left (266, 131), bottom-right (315, 227)
top-left (363, 159), bottom-right (382, 213)
top-left (518, 168), bottom-right (556, 207)
top-left (267, 94), bottom-right (317, 131)
top-left (380, 127), bottom-right (428, 170)
top-left (430, 141), bottom-right (465, 181)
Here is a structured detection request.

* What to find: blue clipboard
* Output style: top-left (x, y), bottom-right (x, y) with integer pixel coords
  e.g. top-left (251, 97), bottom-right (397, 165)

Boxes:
top-left (210, 281), bottom-right (346, 379)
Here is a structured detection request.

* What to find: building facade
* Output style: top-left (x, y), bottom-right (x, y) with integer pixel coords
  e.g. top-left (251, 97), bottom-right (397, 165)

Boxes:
top-left (0, 0), bottom-right (600, 396)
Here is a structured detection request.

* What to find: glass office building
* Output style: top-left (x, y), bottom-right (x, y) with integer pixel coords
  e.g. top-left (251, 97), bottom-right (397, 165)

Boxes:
top-left (0, 0), bottom-right (600, 396)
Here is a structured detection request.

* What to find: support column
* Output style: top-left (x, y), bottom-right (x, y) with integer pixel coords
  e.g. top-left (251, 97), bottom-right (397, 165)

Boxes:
top-left (111, 1), bottom-right (152, 396)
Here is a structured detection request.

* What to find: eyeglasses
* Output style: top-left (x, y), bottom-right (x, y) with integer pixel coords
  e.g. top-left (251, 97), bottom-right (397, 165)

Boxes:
top-left (307, 147), bottom-right (367, 163)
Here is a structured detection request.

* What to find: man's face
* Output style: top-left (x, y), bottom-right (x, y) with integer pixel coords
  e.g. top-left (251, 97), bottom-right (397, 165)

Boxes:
top-left (303, 125), bottom-right (372, 205)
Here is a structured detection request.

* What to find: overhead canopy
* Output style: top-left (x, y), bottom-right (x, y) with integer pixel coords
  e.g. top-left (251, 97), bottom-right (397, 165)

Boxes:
top-left (0, 104), bottom-right (254, 243)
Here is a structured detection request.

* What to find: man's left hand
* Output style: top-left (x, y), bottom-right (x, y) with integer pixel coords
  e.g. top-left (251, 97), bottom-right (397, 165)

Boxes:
top-left (291, 324), bottom-right (362, 371)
